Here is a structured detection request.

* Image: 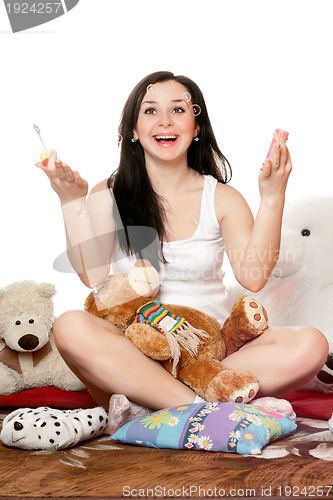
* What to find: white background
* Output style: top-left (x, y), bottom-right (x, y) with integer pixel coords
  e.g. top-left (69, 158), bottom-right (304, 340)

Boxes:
top-left (0, 0), bottom-right (332, 315)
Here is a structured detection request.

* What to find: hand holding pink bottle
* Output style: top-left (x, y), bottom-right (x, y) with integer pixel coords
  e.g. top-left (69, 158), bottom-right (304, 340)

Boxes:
top-left (267, 128), bottom-right (289, 160)
top-left (261, 128), bottom-right (289, 171)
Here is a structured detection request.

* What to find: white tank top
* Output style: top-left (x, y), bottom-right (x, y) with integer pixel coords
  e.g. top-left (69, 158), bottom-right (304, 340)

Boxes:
top-left (111, 175), bottom-right (229, 326)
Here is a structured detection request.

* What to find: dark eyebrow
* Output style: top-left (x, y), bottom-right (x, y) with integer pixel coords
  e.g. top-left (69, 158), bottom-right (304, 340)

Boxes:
top-left (141, 99), bottom-right (188, 106)
top-left (141, 100), bottom-right (157, 106)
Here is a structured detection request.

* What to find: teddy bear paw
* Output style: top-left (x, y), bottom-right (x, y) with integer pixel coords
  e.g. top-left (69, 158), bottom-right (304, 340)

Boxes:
top-left (242, 296), bottom-right (269, 333)
top-left (0, 371), bottom-right (23, 396)
top-left (53, 368), bottom-right (86, 392)
top-left (228, 381), bottom-right (260, 404)
top-left (205, 369), bottom-right (259, 403)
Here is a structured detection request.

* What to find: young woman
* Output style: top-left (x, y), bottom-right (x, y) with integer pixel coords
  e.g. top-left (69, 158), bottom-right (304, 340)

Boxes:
top-left (36, 71), bottom-right (328, 411)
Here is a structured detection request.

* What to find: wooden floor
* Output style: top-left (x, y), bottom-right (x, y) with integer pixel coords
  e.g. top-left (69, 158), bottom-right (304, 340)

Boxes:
top-left (1, 413), bottom-right (333, 499)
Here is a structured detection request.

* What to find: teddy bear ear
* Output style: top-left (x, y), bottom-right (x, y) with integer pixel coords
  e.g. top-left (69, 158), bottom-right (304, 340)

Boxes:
top-left (36, 283), bottom-right (56, 298)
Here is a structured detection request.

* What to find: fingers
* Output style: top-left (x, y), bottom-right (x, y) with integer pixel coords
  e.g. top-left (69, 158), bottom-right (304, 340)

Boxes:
top-left (55, 159), bottom-right (77, 183)
top-left (271, 142), bottom-right (281, 169)
top-left (274, 130), bottom-right (287, 144)
top-left (260, 157), bottom-right (272, 176)
top-left (35, 150), bottom-right (89, 203)
top-left (35, 150), bottom-right (57, 177)
top-left (56, 161), bottom-right (88, 189)
top-left (72, 169), bottom-right (88, 188)
top-left (35, 161), bottom-right (45, 170)
top-left (64, 164), bottom-right (75, 182)
top-left (278, 132), bottom-right (290, 172)
top-left (259, 129), bottom-right (292, 194)
top-left (35, 149), bottom-right (57, 173)
top-left (262, 131), bottom-right (289, 174)
top-left (55, 158), bottom-right (66, 180)
top-left (275, 131), bottom-right (288, 167)
top-left (55, 159), bottom-right (74, 182)
top-left (35, 150), bottom-right (86, 186)
top-left (46, 149), bottom-right (58, 173)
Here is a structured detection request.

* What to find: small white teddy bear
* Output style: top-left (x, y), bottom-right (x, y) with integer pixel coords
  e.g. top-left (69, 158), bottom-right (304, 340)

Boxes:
top-left (0, 280), bottom-right (85, 395)
top-left (0, 406), bottom-right (108, 450)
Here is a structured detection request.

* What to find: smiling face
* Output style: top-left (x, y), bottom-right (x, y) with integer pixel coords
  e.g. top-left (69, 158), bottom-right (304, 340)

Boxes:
top-left (133, 80), bottom-right (200, 167)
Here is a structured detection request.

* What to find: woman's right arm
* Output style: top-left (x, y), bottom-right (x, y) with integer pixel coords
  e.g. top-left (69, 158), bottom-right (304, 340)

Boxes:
top-left (36, 150), bottom-right (115, 288)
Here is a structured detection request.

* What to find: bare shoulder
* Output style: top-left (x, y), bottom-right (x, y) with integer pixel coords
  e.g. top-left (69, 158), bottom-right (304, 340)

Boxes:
top-left (87, 178), bottom-right (113, 215)
top-left (89, 178), bottom-right (110, 194)
top-left (214, 182), bottom-right (251, 224)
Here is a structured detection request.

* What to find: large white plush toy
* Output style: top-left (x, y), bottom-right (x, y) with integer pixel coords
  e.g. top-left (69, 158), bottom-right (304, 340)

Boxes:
top-left (0, 280), bottom-right (85, 395)
top-left (228, 196), bottom-right (333, 393)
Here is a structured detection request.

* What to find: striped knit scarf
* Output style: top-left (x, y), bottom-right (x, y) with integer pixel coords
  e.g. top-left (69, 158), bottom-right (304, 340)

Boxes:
top-left (133, 300), bottom-right (209, 376)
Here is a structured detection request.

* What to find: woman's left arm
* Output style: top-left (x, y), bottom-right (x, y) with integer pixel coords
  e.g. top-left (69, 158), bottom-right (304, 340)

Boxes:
top-left (220, 131), bottom-right (292, 292)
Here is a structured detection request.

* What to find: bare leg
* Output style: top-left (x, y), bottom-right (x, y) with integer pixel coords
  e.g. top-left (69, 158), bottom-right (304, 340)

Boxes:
top-left (53, 310), bottom-right (196, 411)
top-left (222, 325), bottom-right (329, 397)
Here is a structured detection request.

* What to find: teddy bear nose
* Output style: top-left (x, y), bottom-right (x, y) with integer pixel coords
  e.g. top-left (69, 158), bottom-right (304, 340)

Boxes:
top-left (14, 421), bottom-right (24, 431)
top-left (18, 334), bottom-right (39, 350)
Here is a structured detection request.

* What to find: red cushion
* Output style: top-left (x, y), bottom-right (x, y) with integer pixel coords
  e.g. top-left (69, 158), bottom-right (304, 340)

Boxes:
top-left (0, 387), bottom-right (97, 409)
top-left (1, 388), bottom-right (332, 419)
top-left (286, 390), bottom-right (333, 420)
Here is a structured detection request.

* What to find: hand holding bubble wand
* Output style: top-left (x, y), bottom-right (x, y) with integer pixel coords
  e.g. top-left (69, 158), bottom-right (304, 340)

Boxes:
top-left (33, 123), bottom-right (111, 290)
top-left (33, 124), bottom-right (53, 166)
top-left (33, 124), bottom-right (88, 204)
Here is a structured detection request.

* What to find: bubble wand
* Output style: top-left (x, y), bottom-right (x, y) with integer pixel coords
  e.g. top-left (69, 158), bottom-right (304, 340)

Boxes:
top-left (33, 124), bottom-right (53, 166)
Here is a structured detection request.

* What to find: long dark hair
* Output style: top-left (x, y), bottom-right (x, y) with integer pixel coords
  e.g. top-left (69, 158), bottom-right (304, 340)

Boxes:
top-left (108, 71), bottom-right (232, 266)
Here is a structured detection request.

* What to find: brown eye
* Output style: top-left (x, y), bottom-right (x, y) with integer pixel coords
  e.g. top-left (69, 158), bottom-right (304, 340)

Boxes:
top-left (171, 106), bottom-right (185, 114)
top-left (144, 107), bottom-right (157, 115)
top-left (301, 229), bottom-right (311, 237)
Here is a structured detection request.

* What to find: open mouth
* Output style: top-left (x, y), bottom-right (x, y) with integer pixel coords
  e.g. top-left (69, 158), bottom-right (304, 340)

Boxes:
top-left (153, 135), bottom-right (178, 146)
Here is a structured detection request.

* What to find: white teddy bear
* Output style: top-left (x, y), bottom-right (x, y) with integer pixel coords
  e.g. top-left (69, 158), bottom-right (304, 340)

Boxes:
top-left (0, 280), bottom-right (85, 395)
top-left (228, 196), bottom-right (333, 393)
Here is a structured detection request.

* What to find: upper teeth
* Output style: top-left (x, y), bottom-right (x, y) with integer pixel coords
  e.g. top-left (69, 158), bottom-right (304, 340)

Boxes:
top-left (155, 135), bottom-right (177, 139)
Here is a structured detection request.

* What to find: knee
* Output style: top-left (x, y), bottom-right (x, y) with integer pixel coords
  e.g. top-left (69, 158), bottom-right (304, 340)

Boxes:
top-left (53, 310), bottom-right (92, 354)
top-left (292, 327), bottom-right (329, 375)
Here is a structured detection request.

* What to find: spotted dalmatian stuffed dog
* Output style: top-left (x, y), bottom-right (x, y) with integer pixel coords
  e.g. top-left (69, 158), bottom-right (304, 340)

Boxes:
top-left (0, 406), bottom-right (108, 450)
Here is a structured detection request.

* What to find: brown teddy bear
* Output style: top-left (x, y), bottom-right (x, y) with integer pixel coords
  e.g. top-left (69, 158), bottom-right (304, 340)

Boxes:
top-left (84, 261), bottom-right (269, 403)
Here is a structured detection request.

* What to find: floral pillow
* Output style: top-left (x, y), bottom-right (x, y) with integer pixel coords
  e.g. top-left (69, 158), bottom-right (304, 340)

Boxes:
top-left (111, 401), bottom-right (297, 455)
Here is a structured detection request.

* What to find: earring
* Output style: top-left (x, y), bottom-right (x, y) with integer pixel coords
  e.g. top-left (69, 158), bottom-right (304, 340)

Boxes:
top-left (131, 138), bottom-right (137, 143)
top-left (193, 136), bottom-right (199, 142)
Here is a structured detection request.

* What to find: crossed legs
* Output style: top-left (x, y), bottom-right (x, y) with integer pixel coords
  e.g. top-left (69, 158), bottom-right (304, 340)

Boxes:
top-left (223, 325), bottom-right (329, 397)
top-left (53, 310), bottom-right (197, 410)
top-left (53, 310), bottom-right (329, 410)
